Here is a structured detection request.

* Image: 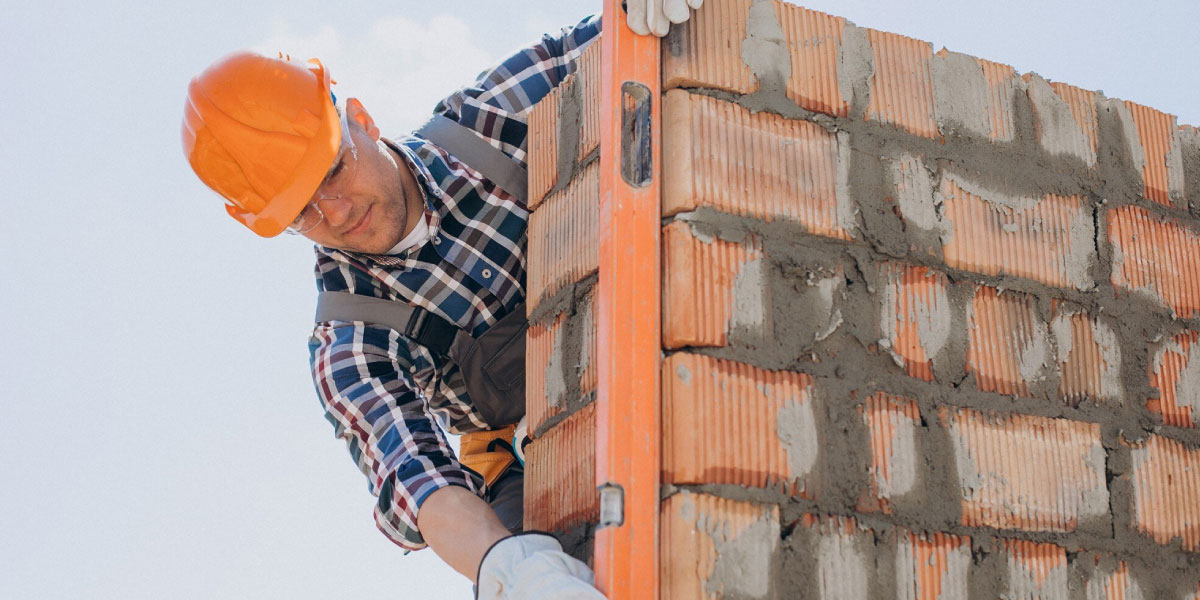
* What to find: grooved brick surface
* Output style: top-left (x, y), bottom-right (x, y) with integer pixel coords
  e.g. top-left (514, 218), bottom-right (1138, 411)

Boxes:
top-left (775, 1), bottom-right (849, 117)
top-left (943, 406), bottom-right (1108, 533)
top-left (860, 393), bottom-right (920, 512)
top-left (940, 173), bottom-right (1095, 290)
top-left (525, 41), bottom-right (602, 210)
top-left (931, 49), bottom-right (1013, 141)
top-left (1109, 204), bottom-right (1200, 318)
top-left (525, 293), bottom-right (596, 434)
top-left (662, 0), bottom-right (756, 95)
top-left (1124, 101), bottom-right (1183, 207)
top-left (526, 161), bottom-right (599, 307)
top-left (523, 403), bottom-right (597, 532)
top-left (1086, 562), bottom-right (1147, 600)
top-left (1049, 81), bottom-right (1100, 165)
top-left (1129, 434), bottom-right (1200, 551)
top-left (967, 286), bottom-right (1051, 398)
top-left (662, 90), bottom-right (854, 239)
top-left (878, 262), bottom-right (952, 382)
top-left (801, 514), bottom-right (872, 599)
top-left (1051, 304), bottom-right (1123, 407)
top-left (1149, 330), bottom-right (1200, 428)
top-left (1005, 539), bottom-right (1069, 598)
top-left (662, 220), bottom-right (763, 349)
top-left (526, 76), bottom-right (563, 208)
top-left (1026, 75), bottom-right (1099, 168)
top-left (526, 311), bottom-right (565, 432)
top-left (978, 57), bottom-right (1020, 142)
top-left (576, 41), bottom-right (602, 162)
top-left (895, 530), bottom-right (971, 600)
top-left (663, 0), bottom-right (851, 118)
top-left (866, 28), bottom-right (938, 139)
top-left (661, 492), bottom-right (780, 600)
top-left (663, 353), bottom-right (817, 495)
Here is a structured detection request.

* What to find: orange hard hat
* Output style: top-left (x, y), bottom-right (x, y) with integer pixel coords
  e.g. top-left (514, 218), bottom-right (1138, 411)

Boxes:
top-left (181, 50), bottom-right (340, 237)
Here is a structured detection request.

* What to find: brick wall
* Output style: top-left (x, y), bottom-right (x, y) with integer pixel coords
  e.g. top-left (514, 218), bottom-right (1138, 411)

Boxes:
top-left (523, 0), bottom-right (1200, 597)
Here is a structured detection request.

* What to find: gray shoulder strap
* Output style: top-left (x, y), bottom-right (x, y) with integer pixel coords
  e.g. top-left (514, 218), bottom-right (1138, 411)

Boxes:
top-left (415, 114), bottom-right (528, 202)
top-left (315, 291), bottom-right (458, 356)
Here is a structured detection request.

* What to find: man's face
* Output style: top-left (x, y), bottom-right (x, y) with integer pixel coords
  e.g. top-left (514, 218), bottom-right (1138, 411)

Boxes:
top-left (298, 106), bottom-right (422, 254)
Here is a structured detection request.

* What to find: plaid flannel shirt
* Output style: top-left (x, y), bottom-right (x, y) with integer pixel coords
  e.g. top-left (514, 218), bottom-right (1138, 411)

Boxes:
top-left (307, 15), bottom-right (601, 552)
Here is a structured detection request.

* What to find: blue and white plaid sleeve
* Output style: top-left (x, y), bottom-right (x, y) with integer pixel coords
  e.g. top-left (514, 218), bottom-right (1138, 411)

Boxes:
top-left (308, 322), bottom-right (483, 551)
top-left (433, 14), bottom-right (601, 164)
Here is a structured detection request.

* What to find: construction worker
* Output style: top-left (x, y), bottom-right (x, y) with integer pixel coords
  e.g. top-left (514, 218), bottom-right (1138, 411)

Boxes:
top-left (181, 1), bottom-right (701, 598)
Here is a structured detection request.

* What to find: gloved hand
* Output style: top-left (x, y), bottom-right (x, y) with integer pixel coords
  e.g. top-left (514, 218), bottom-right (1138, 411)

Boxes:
top-left (625, 0), bottom-right (705, 37)
top-left (513, 417), bottom-right (530, 467)
top-left (476, 532), bottom-right (607, 599)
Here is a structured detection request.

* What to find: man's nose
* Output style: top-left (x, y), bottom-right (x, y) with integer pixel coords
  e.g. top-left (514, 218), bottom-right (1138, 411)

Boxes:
top-left (317, 196), bottom-right (355, 228)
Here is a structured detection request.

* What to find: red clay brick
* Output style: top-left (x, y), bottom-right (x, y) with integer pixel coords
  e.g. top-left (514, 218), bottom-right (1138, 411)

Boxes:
top-left (523, 403), bottom-right (597, 532)
top-left (526, 161), bottom-right (599, 308)
top-left (931, 50), bottom-right (1017, 141)
top-left (1025, 75), bottom-right (1099, 168)
top-left (979, 58), bottom-right (1020, 142)
top-left (575, 40), bottom-right (602, 162)
top-left (1109, 205), bottom-right (1200, 318)
top-left (525, 292), bottom-right (597, 434)
top-left (663, 90), bottom-right (855, 239)
top-left (1085, 561), bottom-right (1147, 600)
top-left (942, 406), bottom-right (1108, 533)
top-left (661, 492), bottom-right (779, 600)
top-left (866, 28), bottom-right (938, 139)
top-left (895, 530), bottom-right (971, 600)
top-left (1128, 434), bottom-right (1200, 551)
top-left (940, 173), bottom-right (1095, 290)
top-left (526, 41), bottom-right (602, 210)
top-left (662, 0), bottom-right (756, 95)
top-left (775, 1), bottom-right (850, 117)
top-left (799, 515), bottom-right (873, 598)
top-left (526, 311), bottom-right (565, 432)
top-left (878, 262), bottom-right (952, 382)
top-left (1125, 101), bottom-right (1182, 207)
top-left (1051, 304), bottom-right (1123, 407)
top-left (860, 393), bottom-right (921, 514)
top-left (1149, 330), bottom-right (1200, 428)
top-left (1005, 539), bottom-right (1069, 598)
top-left (663, 353), bottom-right (818, 495)
top-left (662, 220), bottom-right (764, 349)
top-left (967, 286), bottom-right (1052, 398)
top-left (526, 75), bottom-right (563, 208)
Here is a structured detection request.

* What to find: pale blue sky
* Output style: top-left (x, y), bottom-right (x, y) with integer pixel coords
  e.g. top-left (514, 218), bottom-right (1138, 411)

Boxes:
top-left (1, 1), bottom-right (1196, 598)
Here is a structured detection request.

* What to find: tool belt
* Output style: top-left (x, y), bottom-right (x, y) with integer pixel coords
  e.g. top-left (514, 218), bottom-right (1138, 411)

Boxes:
top-left (459, 424), bottom-right (518, 488)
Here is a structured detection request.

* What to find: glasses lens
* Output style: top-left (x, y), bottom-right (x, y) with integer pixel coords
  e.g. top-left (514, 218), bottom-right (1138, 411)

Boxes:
top-left (285, 110), bottom-right (357, 236)
top-left (286, 202), bottom-right (323, 235)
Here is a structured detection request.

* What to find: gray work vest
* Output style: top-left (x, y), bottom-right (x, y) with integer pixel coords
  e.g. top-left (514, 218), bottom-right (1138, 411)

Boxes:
top-left (314, 115), bottom-right (528, 428)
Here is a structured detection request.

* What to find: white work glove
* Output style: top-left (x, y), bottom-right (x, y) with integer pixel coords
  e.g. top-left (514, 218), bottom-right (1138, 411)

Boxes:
top-left (625, 0), bottom-right (704, 37)
top-left (476, 532), bottom-right (607, 600)
top-left (513, 417), bottom-right (529, 467)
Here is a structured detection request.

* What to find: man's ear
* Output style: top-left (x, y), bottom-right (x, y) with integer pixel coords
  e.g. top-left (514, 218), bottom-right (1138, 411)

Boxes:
top-left (345, 97), bottom-right (381, 141)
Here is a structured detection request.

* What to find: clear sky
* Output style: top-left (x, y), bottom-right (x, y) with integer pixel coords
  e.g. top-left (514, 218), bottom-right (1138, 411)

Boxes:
top-left (1, 1), bottom-right (1196, 598)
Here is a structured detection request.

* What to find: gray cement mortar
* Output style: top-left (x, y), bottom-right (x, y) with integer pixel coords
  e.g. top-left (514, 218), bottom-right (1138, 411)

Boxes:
top-left (931, 50), bottom-right (995, 140)
top-left (548, 70), bottom-right (583, 197)
top-left (526, 272), bottom-right (599, 439)
top-left (1179, 126), bottom-right (1200, 217)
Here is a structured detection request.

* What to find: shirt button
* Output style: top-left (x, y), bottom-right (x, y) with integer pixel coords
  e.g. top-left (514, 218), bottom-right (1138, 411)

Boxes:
top-left (481, 268), bottom-right (493, 279)
top-left (432, 235), bottom-right (442, 245)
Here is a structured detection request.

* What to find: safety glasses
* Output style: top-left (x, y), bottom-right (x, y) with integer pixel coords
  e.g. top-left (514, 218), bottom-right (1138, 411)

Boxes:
top-left (286, 110), bottom-right (360, 235)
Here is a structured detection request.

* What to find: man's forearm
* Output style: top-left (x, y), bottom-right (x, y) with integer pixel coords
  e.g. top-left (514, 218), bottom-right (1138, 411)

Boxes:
top-left (418, 485), bottom-right (511, 582)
